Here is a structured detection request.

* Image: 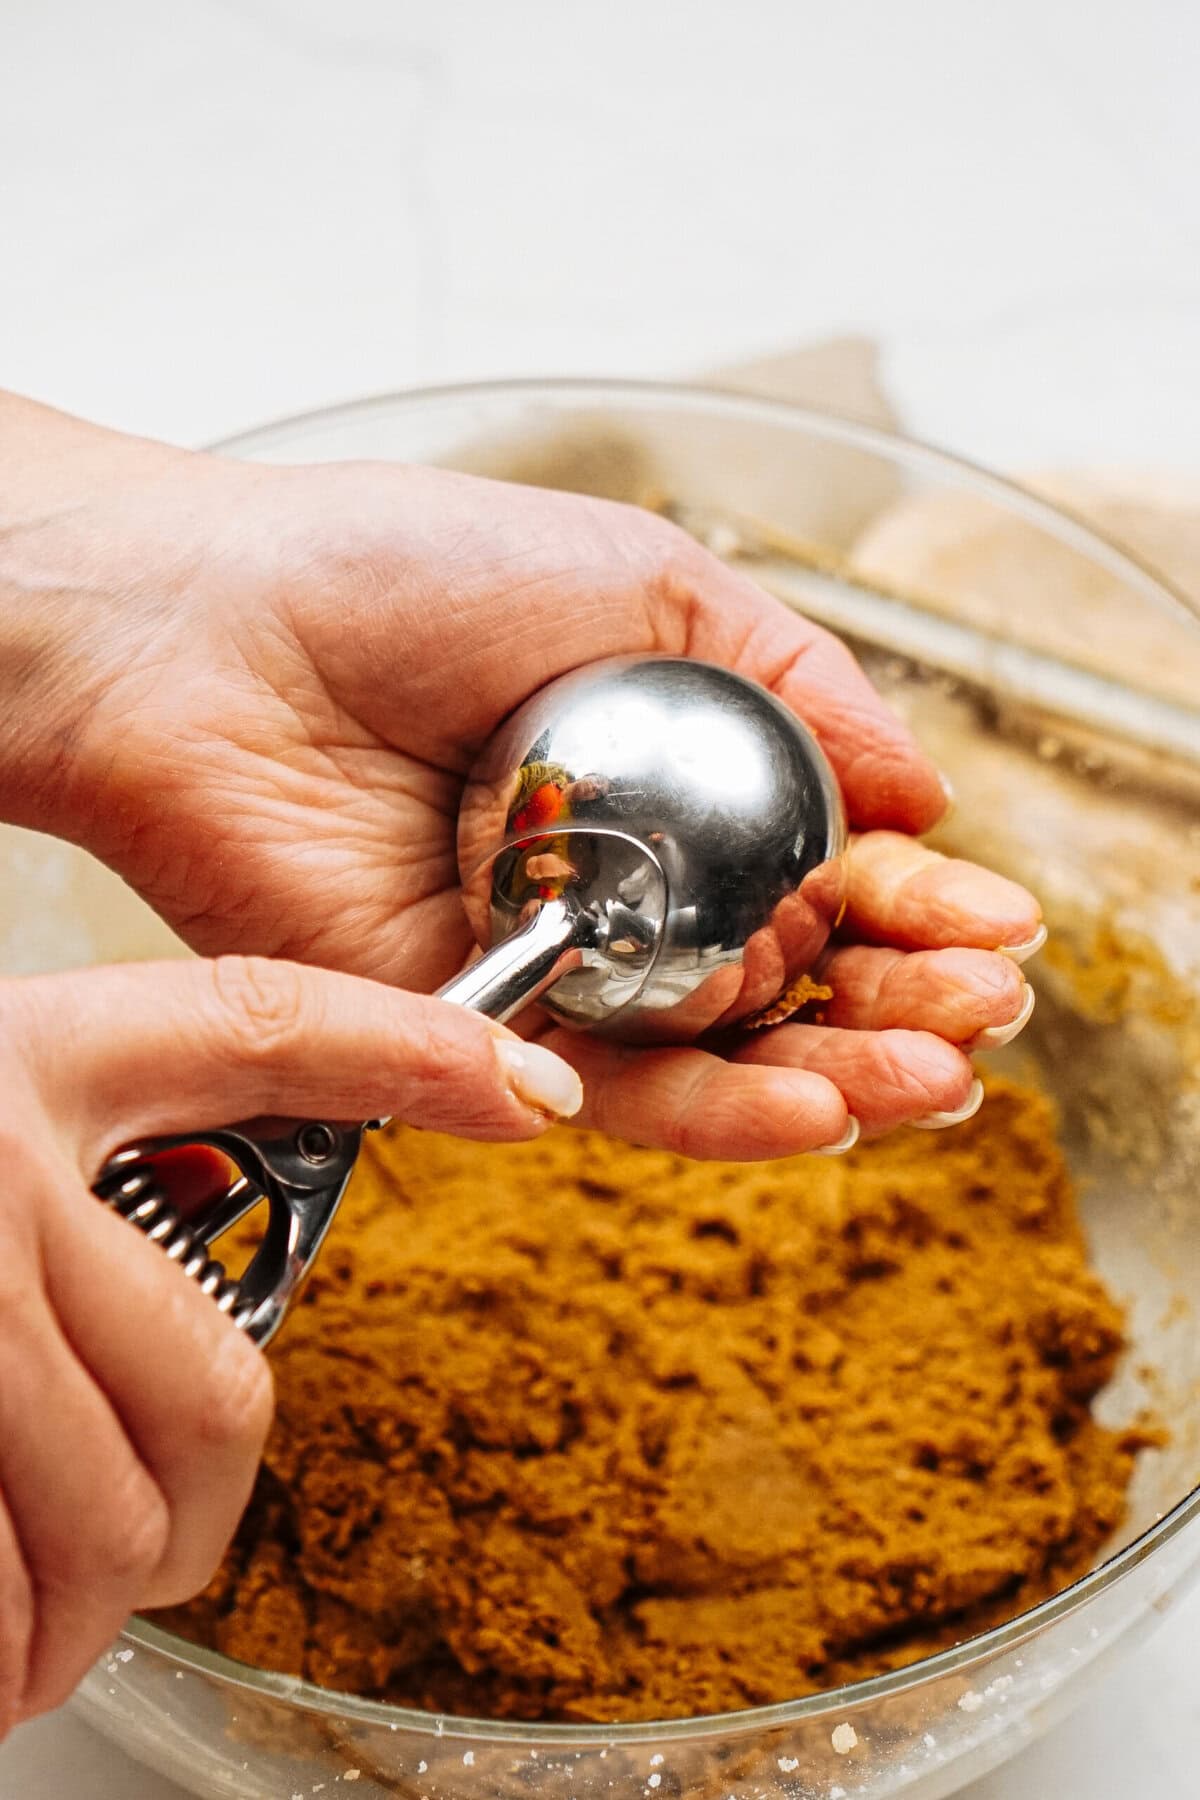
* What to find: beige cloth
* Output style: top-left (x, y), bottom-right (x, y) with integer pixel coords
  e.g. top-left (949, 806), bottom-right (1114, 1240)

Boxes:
top-left (852, 466), bottom-right (1200, 709)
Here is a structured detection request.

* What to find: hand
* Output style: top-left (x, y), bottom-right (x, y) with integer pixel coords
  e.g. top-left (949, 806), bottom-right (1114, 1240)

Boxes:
top-left (0, 396), bottom-right (1042, 1158)
top-left (0, 951), bottom-right (585, 1734)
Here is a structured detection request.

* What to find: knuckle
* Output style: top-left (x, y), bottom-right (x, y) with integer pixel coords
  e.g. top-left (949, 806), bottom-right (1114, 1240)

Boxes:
top-left (107, 1468), bottom-right (172, 1582)
top-left (664, 1073), bottom-right (724, 1161)
top-left (411, 1005), bottom-right (484, 1090)
top-left (642, 509), bottom-right (696, 565)
top-left (55, 1463), bottom-right (171, 1590)
top-left (602, 502), bottom-right (702, 582)
top-left (602, 494), bottom-right (690, 557)
top-left (0, 1212), bottom-right (48, 1340)
top-left (0, 1269), bottom-right (43, 1344)
top-left (650, 525), bottom-right (715, 597)
top-left (192, 1333), bottom-right (274, 1456)
top-left (0, 1541), bottom-right (33, 1705)
top-left (0, 1120), bottom-right (31, 1177)
top-left (823, 634), bottom-right (867, 684)
top-left (384, 1004), bottom-right (499, 1131)
top-left (207, 955), bottom-right (313, 1063)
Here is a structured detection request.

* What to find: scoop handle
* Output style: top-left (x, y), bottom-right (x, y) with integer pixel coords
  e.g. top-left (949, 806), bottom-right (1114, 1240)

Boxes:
top-left (92, 902), bottom-right (588, 1347)
top-left (92, 1118), bottom-right (365, 1348)
top-left (435, 895), bottom-right (588, 1022)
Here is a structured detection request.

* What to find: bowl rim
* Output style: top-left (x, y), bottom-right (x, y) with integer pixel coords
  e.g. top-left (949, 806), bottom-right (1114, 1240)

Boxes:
top-left (209, 374), bottom-right (1200, 628)
top-left (122, 375), bottom-right (1200, 1745)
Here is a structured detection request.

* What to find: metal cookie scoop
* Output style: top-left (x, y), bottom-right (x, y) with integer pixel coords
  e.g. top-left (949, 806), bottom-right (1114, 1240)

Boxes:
top-left (92, 656), bottom-right (845, 1343)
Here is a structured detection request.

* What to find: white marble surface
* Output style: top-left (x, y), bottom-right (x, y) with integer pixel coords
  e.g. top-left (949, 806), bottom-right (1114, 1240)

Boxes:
top-left (2, 0), bottom-right (1199, 1793)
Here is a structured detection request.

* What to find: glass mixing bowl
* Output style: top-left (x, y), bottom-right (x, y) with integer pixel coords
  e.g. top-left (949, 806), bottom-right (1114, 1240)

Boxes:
top-left (6, 381), bottom-right (1197, 1799)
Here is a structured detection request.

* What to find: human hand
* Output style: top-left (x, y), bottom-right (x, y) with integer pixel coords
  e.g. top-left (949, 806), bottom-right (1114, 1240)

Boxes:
top-left (0, 396), bottom-right (1041, 1158)
top-left (0, 951), bottom-right (584, 1734)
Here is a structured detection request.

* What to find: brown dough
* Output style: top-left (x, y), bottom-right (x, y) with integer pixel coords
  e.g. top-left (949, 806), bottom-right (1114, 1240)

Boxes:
top-left (156, 1078), bottom-right (1152, 1722)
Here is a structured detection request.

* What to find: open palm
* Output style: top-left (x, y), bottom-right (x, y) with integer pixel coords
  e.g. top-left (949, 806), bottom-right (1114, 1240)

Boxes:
top-left (64, 452), bottom-right (1040, 1157)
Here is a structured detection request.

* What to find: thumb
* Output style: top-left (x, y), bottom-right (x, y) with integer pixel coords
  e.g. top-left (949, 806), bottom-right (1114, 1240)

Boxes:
top-left (14, 955), bottom-right (583, 1171)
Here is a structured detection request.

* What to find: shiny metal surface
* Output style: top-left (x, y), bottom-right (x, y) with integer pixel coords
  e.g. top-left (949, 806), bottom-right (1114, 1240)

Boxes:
top-left (437, 896), bottom-right (588, 1021)
top-left (93, 1117), bottom-right (367, 1346)
top-left (453, 655), bottom-right (846, 1042)
top-left (67, 376), bottom-right (1200, 1800)
top-left (93, 654), bottom-right (844, 1337)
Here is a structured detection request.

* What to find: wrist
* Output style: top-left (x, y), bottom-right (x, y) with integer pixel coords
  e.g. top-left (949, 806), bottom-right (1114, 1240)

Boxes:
top-left (0, 394), bottom-right (198, 845)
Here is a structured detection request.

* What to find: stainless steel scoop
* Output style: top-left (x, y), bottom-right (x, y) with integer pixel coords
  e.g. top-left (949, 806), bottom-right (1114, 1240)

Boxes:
top-left (92, 655), bottom-right (845, 1343)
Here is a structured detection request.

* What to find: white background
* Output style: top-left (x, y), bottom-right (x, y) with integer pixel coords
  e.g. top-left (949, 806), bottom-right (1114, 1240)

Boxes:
top-left (2, 1), bottom-right (1198, 1793)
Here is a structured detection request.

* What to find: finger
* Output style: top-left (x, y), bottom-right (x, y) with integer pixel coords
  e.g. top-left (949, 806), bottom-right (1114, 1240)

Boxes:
top-left (541, 1030), bottom-right (849, 1160)
top-left (842, 831), bottom-right (1042, 951)
top-left (734, 1023), bottom-right (977, 1135)
top-left (0, 1492), bottom-right (32, 1741)
top-left (818, 945), bottom-right (1031, 1045)
top-left (1, 1159), bottom-right (169, 1722)
top-left (40, 1173), bottom-right (273, 1610)
top-left (12, 956), bottom-right (584, 1170)
top-left (673, 542), bottom-right (950, 833)
top-left (144, 1145), bottom-right (240, 1220)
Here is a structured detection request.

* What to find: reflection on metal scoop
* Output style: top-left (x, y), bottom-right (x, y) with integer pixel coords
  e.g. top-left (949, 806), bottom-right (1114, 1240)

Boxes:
top-left (92, 656), bottom-right (845, 1342)
top-left (445, 655), bottom-right (846, 1041)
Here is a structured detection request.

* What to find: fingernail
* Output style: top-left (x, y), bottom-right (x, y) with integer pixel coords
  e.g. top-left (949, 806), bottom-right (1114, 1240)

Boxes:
top-left (1000, 923), bottom-right (1047, 965)
top-left (911, 1077), bottom-right (984, 1131)
top-left (494, 1039), bottom-right (583, 1119)
top-left (812, 1116), bottom-right (860, 1157)
top-left (966, 982), bottom-right (1035, 1052)
top-left (938, 772), bottom-right (957, 820)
